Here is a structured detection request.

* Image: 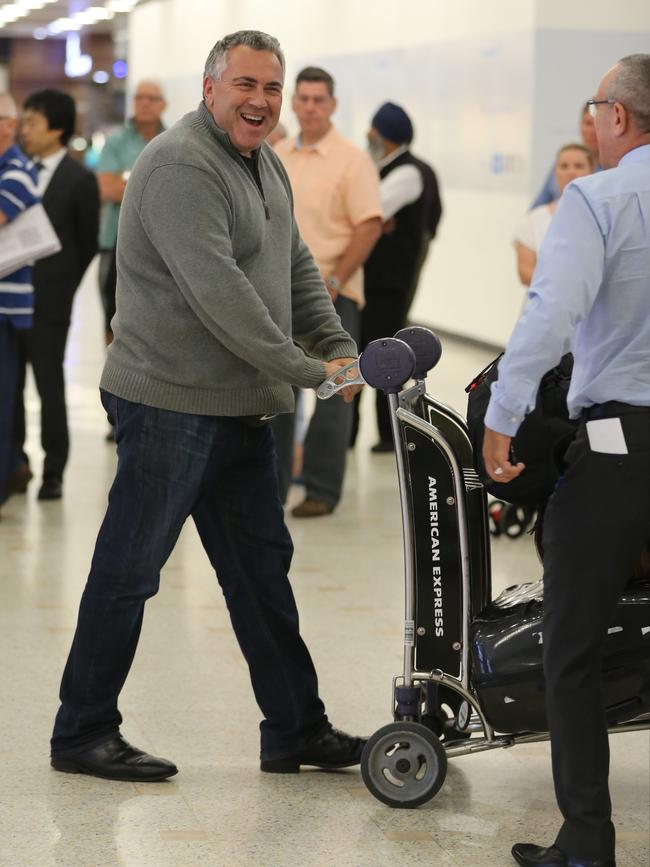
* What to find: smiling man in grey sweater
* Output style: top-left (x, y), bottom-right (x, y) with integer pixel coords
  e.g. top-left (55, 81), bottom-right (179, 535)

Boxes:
top-left (50, 30), bottom-right (364, 783)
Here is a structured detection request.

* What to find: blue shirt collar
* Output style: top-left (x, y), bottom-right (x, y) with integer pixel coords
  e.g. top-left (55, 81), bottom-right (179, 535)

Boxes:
top-left (619, 143), bottom-right (650, 166)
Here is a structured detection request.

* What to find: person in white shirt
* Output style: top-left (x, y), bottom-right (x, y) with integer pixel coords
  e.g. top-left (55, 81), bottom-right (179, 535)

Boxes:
top-left (355, 102), bottom-right (427, 453)
top-left (514, 143), bottom-right (594, 287)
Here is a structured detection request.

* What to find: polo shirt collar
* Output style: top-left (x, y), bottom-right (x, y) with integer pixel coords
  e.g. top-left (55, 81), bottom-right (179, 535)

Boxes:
top-left (293, 124), bottom-right (339, 156)
top-left (126, 116), bottom-right (166, 140)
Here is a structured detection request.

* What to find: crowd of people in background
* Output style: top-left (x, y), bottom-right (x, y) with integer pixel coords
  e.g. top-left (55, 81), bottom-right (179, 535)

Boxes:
top-left (0, 48), bottom-right (639, 529)
top-left (1, 60), bottom-right (446, 522)
top-left (1, 29), bottom-right (649, 867)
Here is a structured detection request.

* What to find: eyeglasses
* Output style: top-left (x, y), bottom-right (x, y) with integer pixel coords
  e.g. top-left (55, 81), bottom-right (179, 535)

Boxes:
top-left (134, 94), bottom-right (163, 102)
top-left (586, 98), bottom-right (617, 118)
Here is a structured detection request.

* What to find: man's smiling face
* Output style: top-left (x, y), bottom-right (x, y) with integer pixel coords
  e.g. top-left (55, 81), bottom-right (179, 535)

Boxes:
top-left (203, 45), bottom-right (284, 156)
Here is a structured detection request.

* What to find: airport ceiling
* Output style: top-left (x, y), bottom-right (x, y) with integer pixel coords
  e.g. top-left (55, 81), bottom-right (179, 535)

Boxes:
top-left (0, 0), bottom-right (140, 38)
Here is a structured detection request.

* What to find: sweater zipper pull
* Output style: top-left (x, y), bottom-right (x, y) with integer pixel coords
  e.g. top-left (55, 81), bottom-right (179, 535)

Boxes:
top-left (264, 202), bottom-right (270, 220)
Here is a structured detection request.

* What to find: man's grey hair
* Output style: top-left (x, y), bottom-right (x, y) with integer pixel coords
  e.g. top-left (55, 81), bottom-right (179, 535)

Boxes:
top-left (606, 54), bottom-right (650, 133)
top-left (203, 30), bottom-right (285, 80)
top-left (0, 93), bottom-right (18, 118)
top-left (134, 79), bottom-right (166, 97)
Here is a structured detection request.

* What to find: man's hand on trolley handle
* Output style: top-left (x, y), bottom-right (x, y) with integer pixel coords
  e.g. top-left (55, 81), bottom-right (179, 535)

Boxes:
top-left (483, 426), bottom-right (526, 483)
top-left (323, 357), bottom-right (363, 403)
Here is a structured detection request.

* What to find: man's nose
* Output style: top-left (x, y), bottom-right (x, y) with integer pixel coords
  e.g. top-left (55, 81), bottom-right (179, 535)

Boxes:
top-left (248, 87), bottom-right (268, 107)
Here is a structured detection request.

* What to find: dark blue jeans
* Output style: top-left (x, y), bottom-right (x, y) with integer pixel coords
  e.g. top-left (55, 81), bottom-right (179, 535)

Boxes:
top-left (51, 392), bottom-right (328, 760)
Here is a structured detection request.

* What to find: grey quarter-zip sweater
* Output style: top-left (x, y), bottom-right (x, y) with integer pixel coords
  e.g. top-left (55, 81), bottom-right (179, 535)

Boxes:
top-left (101, 101), bottom-right (357, 417)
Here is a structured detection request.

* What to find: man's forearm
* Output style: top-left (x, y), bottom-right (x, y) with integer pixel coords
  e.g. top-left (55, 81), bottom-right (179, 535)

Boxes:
top-left (330, 217), bottom-right (382, 286)
top-left (98, 173), bottom-right (126, 204)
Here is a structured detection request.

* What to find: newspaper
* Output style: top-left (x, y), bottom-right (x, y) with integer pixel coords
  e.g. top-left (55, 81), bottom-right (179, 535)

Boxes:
top-left (0, 203), bottom-right (61, 279)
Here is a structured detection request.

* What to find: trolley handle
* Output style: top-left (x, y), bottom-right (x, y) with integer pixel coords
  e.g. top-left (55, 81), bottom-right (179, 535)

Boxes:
top-left (393, 327), bottom-right (442, 380)
top-left (358, 338), bottom-right (416, 394)
top-left (316, 359), bottom-right (364, 400)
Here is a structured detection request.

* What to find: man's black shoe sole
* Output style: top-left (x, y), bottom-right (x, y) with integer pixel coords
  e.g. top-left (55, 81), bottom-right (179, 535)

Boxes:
top-left (51, 756), bottom-right (178, 782)
top-left (260, 757), bottom-right (362, 773)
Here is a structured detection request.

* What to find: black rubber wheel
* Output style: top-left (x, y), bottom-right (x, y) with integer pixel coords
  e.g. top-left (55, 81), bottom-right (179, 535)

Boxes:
top-left (501, 503), bottom-right (536, 538)
top-left (361, 722), bottom-right (448, 808)
top-left (488, 500), bottom-right (506, 536)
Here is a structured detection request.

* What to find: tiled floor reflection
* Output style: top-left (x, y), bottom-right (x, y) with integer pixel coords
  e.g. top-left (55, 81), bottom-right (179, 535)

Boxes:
top-left (1, 265), bottom-right (647, 867)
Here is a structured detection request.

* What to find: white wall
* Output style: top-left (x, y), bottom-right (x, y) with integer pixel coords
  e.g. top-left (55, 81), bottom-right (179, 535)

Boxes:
top-left (127, 0), bottom-right (650, 346)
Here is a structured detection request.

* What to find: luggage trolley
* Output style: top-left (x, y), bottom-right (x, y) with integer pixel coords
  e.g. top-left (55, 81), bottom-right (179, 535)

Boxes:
top-left (320, 328), bottom-right (650, 808)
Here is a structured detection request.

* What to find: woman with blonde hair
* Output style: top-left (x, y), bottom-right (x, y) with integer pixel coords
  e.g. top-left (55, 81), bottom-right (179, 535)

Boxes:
top-left (514, 143), bottom-right (595, 286)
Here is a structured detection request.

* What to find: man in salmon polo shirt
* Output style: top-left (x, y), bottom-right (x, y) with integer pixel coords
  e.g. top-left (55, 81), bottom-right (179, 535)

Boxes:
top-left (274, 66), bottom-right (382, 517)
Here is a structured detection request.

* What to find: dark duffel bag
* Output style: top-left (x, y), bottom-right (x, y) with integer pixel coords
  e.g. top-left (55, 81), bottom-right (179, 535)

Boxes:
top-left (465, 353), bottom-right (577, 507)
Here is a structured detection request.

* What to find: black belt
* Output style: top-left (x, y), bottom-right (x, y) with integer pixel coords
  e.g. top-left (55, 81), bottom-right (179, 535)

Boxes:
top-left (582, 401), bottom-right (650, 421)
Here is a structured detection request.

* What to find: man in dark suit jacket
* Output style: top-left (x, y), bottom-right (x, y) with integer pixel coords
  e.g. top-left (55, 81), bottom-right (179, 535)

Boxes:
top-left (16, 90), bottom-right (99, 500)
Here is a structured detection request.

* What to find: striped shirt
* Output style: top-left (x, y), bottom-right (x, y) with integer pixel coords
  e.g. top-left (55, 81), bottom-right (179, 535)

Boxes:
top-left (0, 144), bottom-right (40, 328)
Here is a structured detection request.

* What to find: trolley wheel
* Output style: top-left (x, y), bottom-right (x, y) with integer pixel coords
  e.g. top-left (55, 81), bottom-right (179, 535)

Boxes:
top-left (361, 722), bottom-right (448, 808)
top-left (501, 503), bottom-right (536, 538)
top-left (488, 500), bottom-right (506, 536)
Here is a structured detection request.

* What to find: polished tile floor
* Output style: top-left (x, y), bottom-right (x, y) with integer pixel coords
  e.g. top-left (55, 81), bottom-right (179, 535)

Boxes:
top-left (1, 265), bottom-right (648, 867)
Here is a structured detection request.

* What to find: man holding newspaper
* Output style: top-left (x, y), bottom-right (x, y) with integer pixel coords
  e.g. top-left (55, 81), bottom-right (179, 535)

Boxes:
top-left (0, 94), bottom-right (41, 519)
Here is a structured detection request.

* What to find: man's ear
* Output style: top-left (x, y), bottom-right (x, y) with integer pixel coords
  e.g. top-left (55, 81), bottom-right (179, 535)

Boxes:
top-left (613, 102), bottom-right (628, 138)
top-left (202, 75), bottom-right (214, 106)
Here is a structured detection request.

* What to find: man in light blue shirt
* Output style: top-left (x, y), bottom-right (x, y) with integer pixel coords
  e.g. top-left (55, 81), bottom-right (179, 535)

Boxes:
top-left (484, 55), bottom-right (650, 867)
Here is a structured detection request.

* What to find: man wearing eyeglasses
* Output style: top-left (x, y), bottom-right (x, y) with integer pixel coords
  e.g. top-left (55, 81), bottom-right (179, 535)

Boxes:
top-left (96, 81), bottom-right (166, 350)
top-left (483, 54), bottom-right (650, 867)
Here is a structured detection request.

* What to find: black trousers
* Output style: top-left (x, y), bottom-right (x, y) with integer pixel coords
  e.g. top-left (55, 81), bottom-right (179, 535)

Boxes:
top-left (353, 286), bottom-right (408, 446)
top-left (542, 404), bottom-right (650, 861)
top-left (98, 249), bottom-right (117, 335)
top-left (15, 316), bottom-right (70, 481)
top-left (272, 296), bottom-right (359, 508)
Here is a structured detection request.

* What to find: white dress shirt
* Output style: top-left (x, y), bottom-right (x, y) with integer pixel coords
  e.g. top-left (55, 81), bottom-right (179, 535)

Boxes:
top-left (377, 145), bottom-right (424, 220)
top-left (35, 148), bottom-right (67, 197)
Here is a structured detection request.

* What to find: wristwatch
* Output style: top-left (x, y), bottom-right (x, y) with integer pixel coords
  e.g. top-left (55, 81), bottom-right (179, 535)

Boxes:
top-left (325, 275), bottom-right (342, 293)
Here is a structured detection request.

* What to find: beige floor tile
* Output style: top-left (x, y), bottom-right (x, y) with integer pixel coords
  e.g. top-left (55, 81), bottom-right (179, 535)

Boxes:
top-left (0, 267), bottom-right (647, 867)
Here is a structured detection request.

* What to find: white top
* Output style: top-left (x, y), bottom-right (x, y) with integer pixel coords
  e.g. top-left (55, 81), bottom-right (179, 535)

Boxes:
top-left (35, 148), bottom-right (67, 197)
top-left (378, 145), bottom-right (424, 220)
top-left (512, 203), bottom-right (553, 252)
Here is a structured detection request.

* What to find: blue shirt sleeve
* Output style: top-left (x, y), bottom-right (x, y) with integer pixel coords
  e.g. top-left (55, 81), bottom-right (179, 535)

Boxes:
top-left (530, 163), bottom-right (559, 209)
top-left (485, 183), bottom-right (606, 435)
top-left (0, 165), bottom-right (39, 221)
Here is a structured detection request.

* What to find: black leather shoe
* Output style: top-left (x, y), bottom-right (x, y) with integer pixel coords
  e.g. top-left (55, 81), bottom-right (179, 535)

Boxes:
top-left (5, 462), bottom-right (32, 497)
top-left (371, 440), bottom-right (394, 453)
top-left (51, 734), bottom-right (178, 782)
top-left (38, 477), bottom-right (62, 500)
top-left (260, 727), bottom-right (366, 773)
top-left (567, 859), bottom-right (615, 866)
top-left (512, 843), bottom-right (567, 866)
